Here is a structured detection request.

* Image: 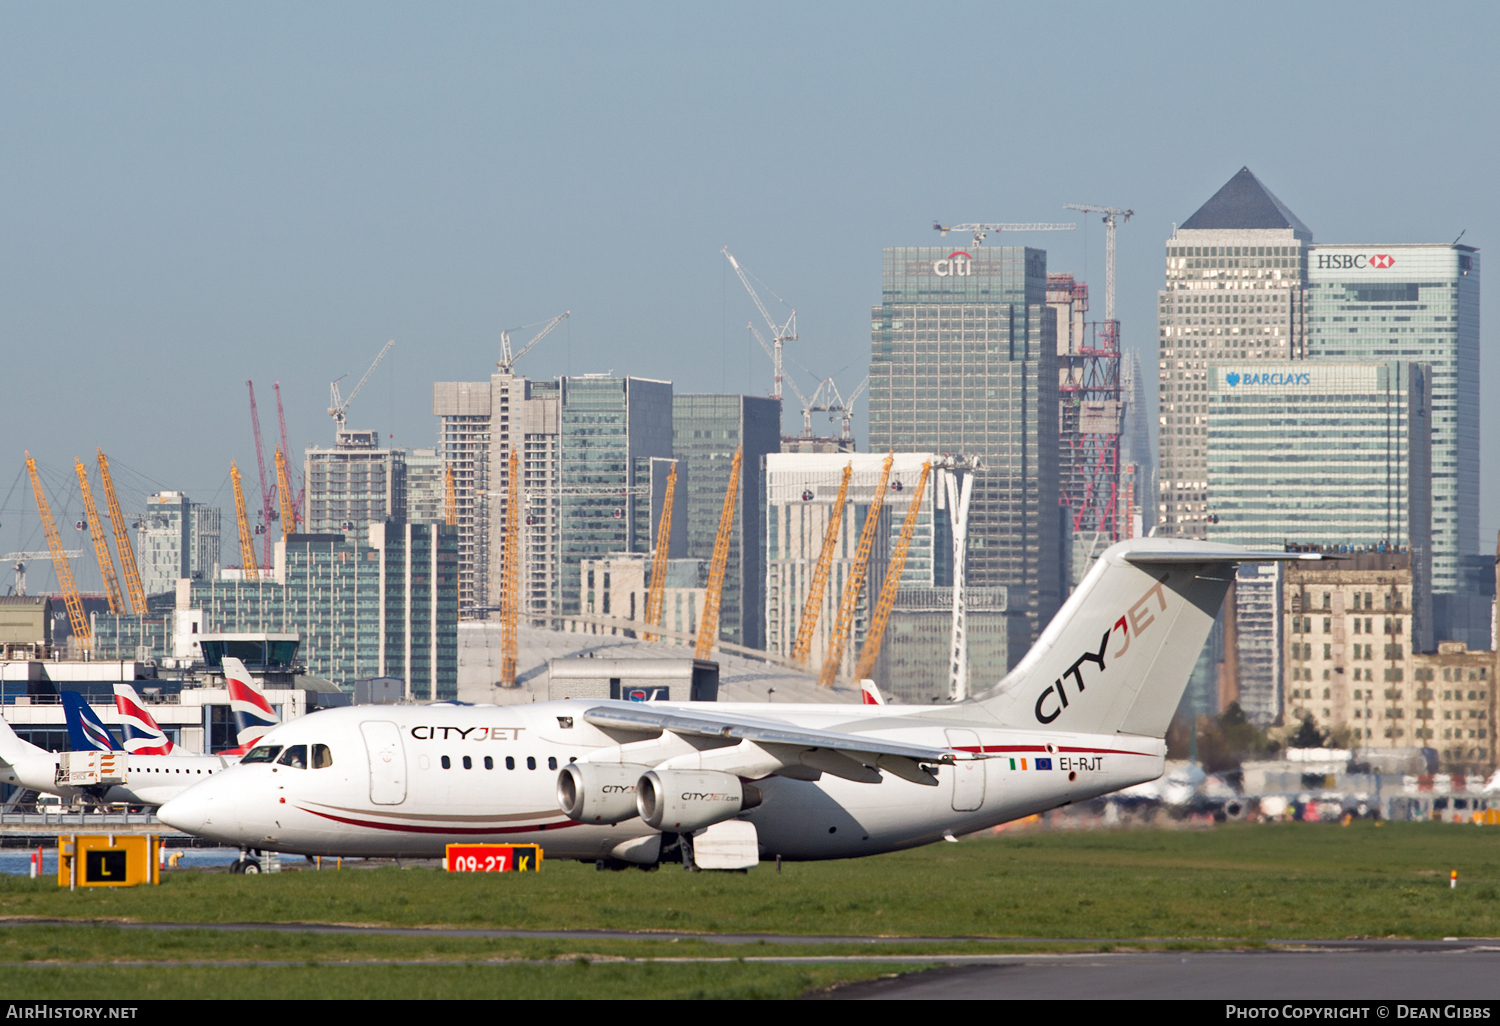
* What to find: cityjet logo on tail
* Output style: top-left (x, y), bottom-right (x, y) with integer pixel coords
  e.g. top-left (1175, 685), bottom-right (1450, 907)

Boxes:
top-left (1316, 253), bottom-right (1394, 269)
top-left (933, 252), bottom-right (973, 277)
top-left (1034, 576), bottom-right (1169, 724)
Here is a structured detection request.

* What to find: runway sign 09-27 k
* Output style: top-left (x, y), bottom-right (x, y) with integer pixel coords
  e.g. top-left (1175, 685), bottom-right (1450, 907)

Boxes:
top-left (444, 844), bottom-right (543, 872)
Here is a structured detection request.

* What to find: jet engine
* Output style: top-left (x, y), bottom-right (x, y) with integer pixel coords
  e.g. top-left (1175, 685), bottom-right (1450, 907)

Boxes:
top-left (636, 769), bottom-right (761, 833)
top-left (556, 763), bottom-right (649, 824)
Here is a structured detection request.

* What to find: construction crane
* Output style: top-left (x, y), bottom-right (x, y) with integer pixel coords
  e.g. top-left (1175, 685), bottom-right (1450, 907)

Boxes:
top-left (807, 376), bottom-right (870, 441)
top-left (725, 248), bottom-right (795, 401)
top-left (853, 462), bottom-right (932, 681)
top-left (274, 448), bottom-right (295, 543)
top-left (933, 221), bottom-right (1075, 247)
top-left (497, 312), bottom-right (569, 375)
top-left (498, 449), bottom-right (521, 686)
top-left (818, 453), bottom-right (893, 687)
top-left (694, 446), bottom-right (742, 660)
top-left (445, 465), bottom-right (457, 528)
top-left (273, 382), bottom-right (302, 530)
top-left (3, 550), bottom-right (83, 596)
top-left (1062, 204), bottom-right (1134, 323)
top-left (642, 461), bottom-right (677, 644)
top-left (790, 463), bottom-right (851, 665)
top-left (74, 459), bottom-right (124, 614)
top-left (329, 340), bottom-right (395, 437)
top-left (97, 450), bottom-right (147, 614)
top-left (748, 323), bottom-right (816, 433)
top-left (246, 381), bottom-right (278, 568)
top-left (230, 462), bottom-right (259, 580)
top-left (24, 453), bottom-right (89, 648)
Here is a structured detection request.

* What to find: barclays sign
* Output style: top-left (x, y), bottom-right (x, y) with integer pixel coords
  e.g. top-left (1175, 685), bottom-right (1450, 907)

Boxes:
top-left (1225, 371), bottom-right (1311, 387)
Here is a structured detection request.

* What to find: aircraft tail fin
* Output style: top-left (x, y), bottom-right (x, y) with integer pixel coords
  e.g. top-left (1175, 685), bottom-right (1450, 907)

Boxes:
top-left (62, 691), bottom-right (122, 753)
top-left (970, 539), bottom-right (1327, 739)
top-left (113, 683), bottom-right (177, 755)
top-left (223, 656), bottom-right (279, 747)
top-left (859, 679), bottom-right (886, 706)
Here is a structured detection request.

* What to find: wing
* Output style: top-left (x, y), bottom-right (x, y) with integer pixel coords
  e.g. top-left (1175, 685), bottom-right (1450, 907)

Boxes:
top-left (581, 704), bottom-right (955, 786)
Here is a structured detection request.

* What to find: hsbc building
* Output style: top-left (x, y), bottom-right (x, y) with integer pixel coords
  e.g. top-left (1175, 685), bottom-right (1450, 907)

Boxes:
top-left (1306, 243), bottom-right (1480, 613)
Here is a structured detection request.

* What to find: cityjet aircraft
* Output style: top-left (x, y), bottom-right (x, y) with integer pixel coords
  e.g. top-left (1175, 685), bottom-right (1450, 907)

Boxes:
top-left (0, 659), bottom-right (279, 807)
top-left (158, 540), bottom-right (1325, 866)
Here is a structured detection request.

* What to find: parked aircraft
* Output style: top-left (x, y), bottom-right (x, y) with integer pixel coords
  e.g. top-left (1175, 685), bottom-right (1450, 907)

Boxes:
top-left (157, 540), bottom-right (1327, 869)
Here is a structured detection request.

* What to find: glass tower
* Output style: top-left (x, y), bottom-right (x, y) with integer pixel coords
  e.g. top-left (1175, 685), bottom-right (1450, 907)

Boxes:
top-left (867, 245), bottom-right (1059, 657)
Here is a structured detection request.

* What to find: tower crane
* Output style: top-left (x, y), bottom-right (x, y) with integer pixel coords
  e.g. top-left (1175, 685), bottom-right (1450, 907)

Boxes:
top-left (933, 221), bottom-right (1075, 247)
top-left (74, 459), bottom-right (124, 614)
top-left (24, 453), bottom-right (89, 648)
top-left (807, 376), bottom-right (869, 441)
top-left (1062, 204), bottom-right (1133, 324)
top-left (695, 446), bottom-right (742, 660)
top-left (790, 462), bottom-right (850, 665)
top-left (97, 450), bottom-right (147, 614)
top-left (642, 461), bottom-right (678, 644)
top-left (497, 312), bottom-right (569, 375)
top-left (246, 381), bottom-right (278, 568)
top-left (725, 248), bottom-right (794, 402)
top-left (818, 453), bottom-right (893, 687)
top-left (230, 462), bottom-right (259, 580)
top-left (3, 550), bottom-right (83, 596)
top-left (499, 449), bottom-right (521, 686)
top-left (329, 340), bottom-right (395, 437)
top-left (853, 461), bottom-right (932, 681)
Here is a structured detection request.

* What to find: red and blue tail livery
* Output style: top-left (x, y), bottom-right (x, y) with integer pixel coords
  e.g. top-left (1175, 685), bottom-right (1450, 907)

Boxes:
top-left (223, 656), bottom-right (279, 747)
top-left (61, 691), bottom-right (122, 753)
top-left (114, 683), bottom-right (177, 755)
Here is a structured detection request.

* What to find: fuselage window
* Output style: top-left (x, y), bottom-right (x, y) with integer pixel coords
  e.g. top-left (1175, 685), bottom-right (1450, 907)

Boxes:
top-left (441, 755), bottom-right (451, 770)
top-left (526, 756), bottom-right (536, 771)
top-left (242, 745), bottom-right (282, 764)
top-left (462, 755), bottom-right (472, 770)
top-left (484, 756), bottom-right (493, 770)
top-left (547, 756), bottom-right (557, 770)
top-left (505, 757), bottom-right (515, 770)
top-left (312, 744), bottom-right (333, 769)
top-left (277, 745), bottom-right (308, 770)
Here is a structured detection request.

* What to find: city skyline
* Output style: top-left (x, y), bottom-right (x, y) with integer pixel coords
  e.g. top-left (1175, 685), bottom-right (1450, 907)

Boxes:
top-left (2, 5), bottom-right (1496, 602)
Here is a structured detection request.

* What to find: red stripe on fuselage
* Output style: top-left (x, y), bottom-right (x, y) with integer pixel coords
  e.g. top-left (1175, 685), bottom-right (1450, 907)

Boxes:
top-left (950, 744), bottom-right (1151, 757)
top-left (300, 806), bottom-right (582, 836)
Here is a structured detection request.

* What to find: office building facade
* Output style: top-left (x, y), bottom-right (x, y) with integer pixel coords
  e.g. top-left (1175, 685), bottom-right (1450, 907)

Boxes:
top-left (1305, 243), bottom-right (1480, 606)
top-left (137, 492), bottom-right (221, 597)
top-left (672, 394), bottom-right (781, 649)
top-left (303, 433), bottom-right (407, 537)
top-left (868, 245), bottom-right (1060, 650)
top-left (1157, 167), bottom-right (1312, 539)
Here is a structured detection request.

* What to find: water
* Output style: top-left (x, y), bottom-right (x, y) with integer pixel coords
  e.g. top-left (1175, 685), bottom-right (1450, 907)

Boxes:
top-left (0, 846), bottom-right (243, 876)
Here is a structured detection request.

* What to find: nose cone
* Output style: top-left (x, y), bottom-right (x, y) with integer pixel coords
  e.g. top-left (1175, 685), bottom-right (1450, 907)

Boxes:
top-left (157, 789), bottom-right (213, 836)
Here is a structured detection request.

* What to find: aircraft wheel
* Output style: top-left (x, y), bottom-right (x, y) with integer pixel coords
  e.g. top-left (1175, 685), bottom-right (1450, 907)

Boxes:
top-left (228, 859), bottom-right (244, 874)
top-left (241, 859), bottom-right (262, 875)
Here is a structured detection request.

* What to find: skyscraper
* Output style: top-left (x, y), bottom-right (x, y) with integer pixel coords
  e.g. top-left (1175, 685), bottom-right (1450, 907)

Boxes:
top-left (672, 394), bottom-right (781, 649)
top-left (868, 245), bottom-right (1060, 658)
top-left (137, 491), bottom-right (221, 597)
top-left (1157, 167), bottom-right (1312, 539)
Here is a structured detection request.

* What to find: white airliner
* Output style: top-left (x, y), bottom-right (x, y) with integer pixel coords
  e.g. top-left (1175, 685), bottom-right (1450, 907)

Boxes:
top-left (157, 541), bottom-right (1324, 866)
top-left (0, 658), bottom-right (278, 807)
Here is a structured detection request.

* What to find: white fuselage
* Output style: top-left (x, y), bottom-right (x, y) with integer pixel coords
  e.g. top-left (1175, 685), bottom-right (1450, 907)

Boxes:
top-left (158, 701), bottom-right (1165, 861)
top-left (0, 746), bottom-right (236, 807)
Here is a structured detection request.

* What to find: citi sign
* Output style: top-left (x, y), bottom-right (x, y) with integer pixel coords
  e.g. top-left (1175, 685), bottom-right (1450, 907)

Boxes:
top-left (933, 251), bottom-right (974, 276)
top-left (1316, 253), bottom-right (1395, 269)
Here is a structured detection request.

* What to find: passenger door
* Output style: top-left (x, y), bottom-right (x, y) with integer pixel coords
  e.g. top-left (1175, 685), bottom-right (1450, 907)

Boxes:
top-left (944, 729), bottom-right (985, 812)
top-left (360, 721), bottom-right (407, 805)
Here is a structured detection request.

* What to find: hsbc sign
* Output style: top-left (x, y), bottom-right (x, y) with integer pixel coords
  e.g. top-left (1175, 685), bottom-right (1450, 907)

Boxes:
top-left (1317, 253), bottom-right (1395, 270)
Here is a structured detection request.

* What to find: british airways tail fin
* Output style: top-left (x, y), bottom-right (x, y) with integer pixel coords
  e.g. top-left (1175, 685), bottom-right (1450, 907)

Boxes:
top-left (223, 656), bottom-right (279, 747)
top-left (970, 539), bottom-right (1328, 739)
top-left (859, 679), bottom-right (886, 706)
top-left (62, 692), bottom-right (122, 752)
top-left (113, 683), bottom-right (177, 755)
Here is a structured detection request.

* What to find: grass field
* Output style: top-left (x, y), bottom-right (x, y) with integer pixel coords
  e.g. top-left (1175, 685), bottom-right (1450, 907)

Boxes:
top-left (2, 821), bottom-right (1498, 998)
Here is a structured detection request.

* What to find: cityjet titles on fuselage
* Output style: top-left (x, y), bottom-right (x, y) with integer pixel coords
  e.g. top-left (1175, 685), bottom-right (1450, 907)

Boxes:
top-left (407, 725), bottom-right (525, 741)
top-left (932, 251), bottom-right (974, 276)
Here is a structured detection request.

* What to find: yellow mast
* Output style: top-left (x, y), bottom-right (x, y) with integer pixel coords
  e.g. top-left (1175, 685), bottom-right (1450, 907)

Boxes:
top-left (695, 447), bottom-right (742, 660)
top-left (853, 461), bottom-right (932, 681)
top-left (25, 453), bottom-right (89, 648)
top-left (445, 464), bottom-right (457, 528)
top-left (97, 449), bottom-right (147, 614)
top-left (230, 462), bottom-right (259, 580)
top-left (642, 461), bottom-right (677, 643)
top-left (499, 449), bottom-right (520, 686)
top-left (791, 462), bottom-right (851, 665)
top-left (818, 453), bottom-right (893, 687)
top-left (74, 459), bottom-right (124, 614)
top-left (274, 447), bottom-right (295, 540)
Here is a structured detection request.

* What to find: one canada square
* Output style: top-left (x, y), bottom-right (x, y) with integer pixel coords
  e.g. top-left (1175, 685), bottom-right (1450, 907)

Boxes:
top-left (867, 244), bottom-right (1061, 662)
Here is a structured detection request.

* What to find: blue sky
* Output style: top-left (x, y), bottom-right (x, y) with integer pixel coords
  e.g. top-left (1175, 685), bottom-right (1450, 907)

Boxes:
top-left (2, 2), bottom-right (1496, 592)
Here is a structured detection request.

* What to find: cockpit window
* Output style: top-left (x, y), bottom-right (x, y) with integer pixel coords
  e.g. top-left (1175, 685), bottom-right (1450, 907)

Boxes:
top-left (312, 744), bottom-right (333, 769)
top-left (242, 745), bottom-right (283, 764)
top-left (276, 745), bottom-right (308, 769)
